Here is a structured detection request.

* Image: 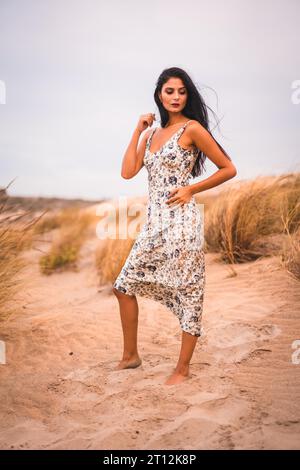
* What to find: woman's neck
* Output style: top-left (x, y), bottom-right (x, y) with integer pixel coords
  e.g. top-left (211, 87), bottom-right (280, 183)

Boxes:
top-left (165, 117), bottom-right (189, 128)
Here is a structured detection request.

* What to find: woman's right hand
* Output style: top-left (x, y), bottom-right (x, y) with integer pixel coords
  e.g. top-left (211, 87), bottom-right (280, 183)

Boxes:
top-left (136, 113), bottom-right (156, 132)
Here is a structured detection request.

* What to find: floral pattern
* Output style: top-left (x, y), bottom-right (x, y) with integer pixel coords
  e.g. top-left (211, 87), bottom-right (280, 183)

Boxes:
top-left (113, 120), bottom-right (206, 337)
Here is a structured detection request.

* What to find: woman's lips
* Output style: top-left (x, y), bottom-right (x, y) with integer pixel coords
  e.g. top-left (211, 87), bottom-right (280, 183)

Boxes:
top-left (171, 104), bottom-right (180, 107)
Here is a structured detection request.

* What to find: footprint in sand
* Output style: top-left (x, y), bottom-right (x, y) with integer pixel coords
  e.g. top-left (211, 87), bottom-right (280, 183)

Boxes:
top-left (205, 322), bottom-right (281, 364)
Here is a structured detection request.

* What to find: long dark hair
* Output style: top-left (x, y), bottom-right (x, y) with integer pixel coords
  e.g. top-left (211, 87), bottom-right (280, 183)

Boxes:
top-left (154, 67), bottom-right (232, 178)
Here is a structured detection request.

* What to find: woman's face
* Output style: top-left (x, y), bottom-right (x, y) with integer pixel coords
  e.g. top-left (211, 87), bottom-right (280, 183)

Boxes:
top-left (159, 77), bottom-right (188, 114)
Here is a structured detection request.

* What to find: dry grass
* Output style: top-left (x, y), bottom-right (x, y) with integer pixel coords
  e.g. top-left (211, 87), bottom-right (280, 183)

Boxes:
top-left (39, 208), bottom-right (96, 275)
top-left (0, 226), bottom-right (32, 321)
top-left (33, 211), bottom-right (63, 234)
top-left (34, 205), bottom-right (100, 235)
top-left (0, 178), bottom-right (103, 319)
top-left (204, 173), bottom-right (300, 264)
top-left (96, 237), bottom-right (135, 285)
top-left (95, 203), bottom-right (146, 285)
top-left (95, 175), bottom-right (300, 282)
top-left (0, 185), bottom-right (42, 321)
top-left (282, 228), bottom-right (300, 280)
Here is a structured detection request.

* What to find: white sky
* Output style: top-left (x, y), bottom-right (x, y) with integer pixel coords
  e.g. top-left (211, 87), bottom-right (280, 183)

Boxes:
top-left (0, 0), bottom-right (299, 200)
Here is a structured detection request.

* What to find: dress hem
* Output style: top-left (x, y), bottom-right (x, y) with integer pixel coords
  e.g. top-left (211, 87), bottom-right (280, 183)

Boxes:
top-left (112, 281), bottom-right (204, 338)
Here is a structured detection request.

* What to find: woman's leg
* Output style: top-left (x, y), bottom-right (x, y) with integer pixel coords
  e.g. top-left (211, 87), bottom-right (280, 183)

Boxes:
top-left (112, 287), bottom-right (142, 369)
top-left (165, 330), bottom-right (198, 385)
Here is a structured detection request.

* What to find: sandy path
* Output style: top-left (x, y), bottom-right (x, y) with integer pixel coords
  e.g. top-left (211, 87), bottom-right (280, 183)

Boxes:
top-left (0, 230), bottom-right (299, 450)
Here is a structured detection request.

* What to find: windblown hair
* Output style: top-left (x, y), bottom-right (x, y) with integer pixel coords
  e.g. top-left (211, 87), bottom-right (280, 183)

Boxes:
top-left (154, 67), bottom-right (232, 177)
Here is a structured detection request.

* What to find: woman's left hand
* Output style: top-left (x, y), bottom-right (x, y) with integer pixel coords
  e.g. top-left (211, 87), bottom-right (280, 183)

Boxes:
top-left (166, 186), bottom-right (193, 207)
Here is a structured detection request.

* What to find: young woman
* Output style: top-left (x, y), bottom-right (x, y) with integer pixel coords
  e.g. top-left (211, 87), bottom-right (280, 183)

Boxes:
top-left (113, 67), bottom-right (237, 385)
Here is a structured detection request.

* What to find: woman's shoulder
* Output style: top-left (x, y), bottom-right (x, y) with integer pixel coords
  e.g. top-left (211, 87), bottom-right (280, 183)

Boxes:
top-left (186, 120), bottom-right (206, 137)
top-left (187, 119), bottom-right (202, 128)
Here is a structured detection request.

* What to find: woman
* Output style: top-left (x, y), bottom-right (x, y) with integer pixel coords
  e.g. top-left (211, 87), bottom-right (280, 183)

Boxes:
top-left (113, 67), bottom-right (237, 385)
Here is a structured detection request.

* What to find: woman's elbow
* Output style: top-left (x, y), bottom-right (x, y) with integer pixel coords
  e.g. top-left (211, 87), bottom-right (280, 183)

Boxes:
top-left (121, 171), bottom-right (134, 179)
top-left (230, 165), bottom-right (237, 178)
top-left (224, 163), bottom-right (237, 179)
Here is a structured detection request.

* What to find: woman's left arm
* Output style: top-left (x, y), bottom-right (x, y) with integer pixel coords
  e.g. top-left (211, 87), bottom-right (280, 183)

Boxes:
top-left (188, 121), bottom-right (237, 195)
top-left (166, 122), bottom-right (237, 207)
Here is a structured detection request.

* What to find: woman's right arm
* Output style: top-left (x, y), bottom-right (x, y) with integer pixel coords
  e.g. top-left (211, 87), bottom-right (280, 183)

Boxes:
top-left (121, 113), bottom-right (155, 179)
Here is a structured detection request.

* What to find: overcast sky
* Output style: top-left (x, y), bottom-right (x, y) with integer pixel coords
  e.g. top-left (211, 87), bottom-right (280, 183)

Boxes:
top-left (0, 0), bottom-right (299, 201)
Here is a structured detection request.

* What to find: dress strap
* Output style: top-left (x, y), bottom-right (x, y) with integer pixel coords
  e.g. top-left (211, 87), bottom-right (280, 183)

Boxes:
top-left (176, 120), bottom-right (193, 139)
top-left (181, 119), bottom-right (193, 130)
top-left (146, 127), bottom-right (157, 149)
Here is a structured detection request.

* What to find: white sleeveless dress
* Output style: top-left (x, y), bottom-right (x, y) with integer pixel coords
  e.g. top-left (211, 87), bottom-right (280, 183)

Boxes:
top-left (113, 120), bottom-right (205, 337)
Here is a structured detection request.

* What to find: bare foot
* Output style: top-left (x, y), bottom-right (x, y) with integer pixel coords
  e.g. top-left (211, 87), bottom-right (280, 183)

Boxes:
top-left (165, 366), bottom-right (189, 385)
top-left (115, 356), bottom-right (142, 370)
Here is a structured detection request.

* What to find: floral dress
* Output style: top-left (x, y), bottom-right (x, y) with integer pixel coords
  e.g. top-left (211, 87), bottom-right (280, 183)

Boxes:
top-left (113, 120), bottom-right (205, 337)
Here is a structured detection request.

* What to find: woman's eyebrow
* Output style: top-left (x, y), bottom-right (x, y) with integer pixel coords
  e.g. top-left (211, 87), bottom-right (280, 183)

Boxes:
top-left (165, 86), bottom-right (186, 90)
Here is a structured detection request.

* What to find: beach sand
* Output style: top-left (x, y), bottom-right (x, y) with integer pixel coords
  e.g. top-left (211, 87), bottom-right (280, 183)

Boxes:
top-left (0, 220), bottom-right (299, 450)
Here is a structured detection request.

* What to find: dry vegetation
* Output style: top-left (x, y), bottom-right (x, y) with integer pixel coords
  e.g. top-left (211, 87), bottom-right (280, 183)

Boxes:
top-left (0, 181), bottom-right (101, 320)
top-left (39, 207), bottom-right (97, 275)
top-left (97, 173), bottom-right (300, 285)
top-left (1, 172), bottom-right (299, 322)
top-left (0, 186), bottom-right (39, 321)
top-left (95, 204), bottom-right (146, 285)
top-left (202, 173), bottom-right (300, 271)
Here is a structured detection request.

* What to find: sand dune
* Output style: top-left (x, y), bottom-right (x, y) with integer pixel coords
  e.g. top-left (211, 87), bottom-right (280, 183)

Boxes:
top-left (0, 225), bottom-right (299, 450)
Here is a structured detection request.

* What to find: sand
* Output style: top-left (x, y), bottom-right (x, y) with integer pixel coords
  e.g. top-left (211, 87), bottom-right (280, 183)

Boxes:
top-left (0, 224), bottom-right (300, 450)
